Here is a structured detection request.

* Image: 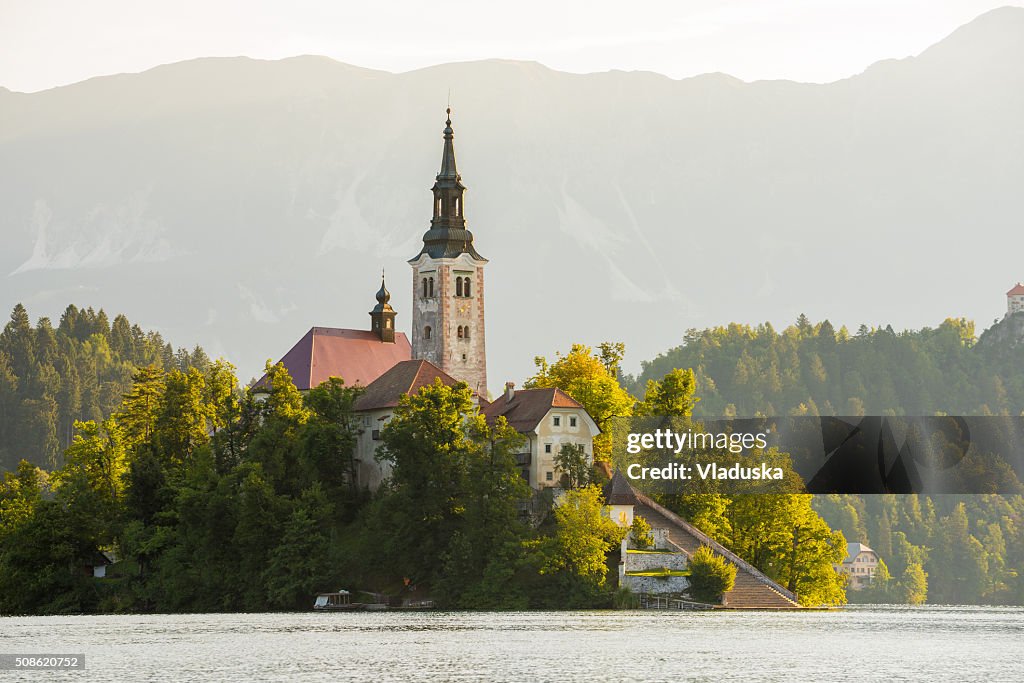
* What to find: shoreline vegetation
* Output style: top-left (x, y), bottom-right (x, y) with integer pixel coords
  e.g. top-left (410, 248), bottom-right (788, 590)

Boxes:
top-left (2, 304), bottom-right (1023, 613)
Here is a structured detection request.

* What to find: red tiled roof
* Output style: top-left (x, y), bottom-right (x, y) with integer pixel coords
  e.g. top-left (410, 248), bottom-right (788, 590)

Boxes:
top-left (482, 387), bottom-right (584, 433)
top-left (254, 327), bottom-right (411, 392)
top-left (1008, 283), bottom-right (1024, 296)
top-left (353, 359), bottom-right (463, 412)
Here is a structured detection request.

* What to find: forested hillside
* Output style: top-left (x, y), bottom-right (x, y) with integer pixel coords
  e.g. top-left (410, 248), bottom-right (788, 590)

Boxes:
top-left (629, 315), bottom-right (1024, 604)
top-left (632, 315), bottom-right (1024, 418)
top-left (814, 494), bottom-right (1024, 605)
top-left (0, 304), bottom-right (208, 471)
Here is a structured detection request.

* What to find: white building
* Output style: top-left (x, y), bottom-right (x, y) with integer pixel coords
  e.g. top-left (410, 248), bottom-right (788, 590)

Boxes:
top-left (482, 383), bottom-right (599, 489)
top-left (839, 542), bottom-right (880, 590)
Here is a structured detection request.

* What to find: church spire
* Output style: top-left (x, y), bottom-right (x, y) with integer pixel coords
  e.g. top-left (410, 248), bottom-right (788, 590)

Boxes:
top-left (410, 108), bottom-right (484, 261)
top-left (369, 269), bottom-right (396, 343)
top-left (437, 108), bottom-right (459, 181)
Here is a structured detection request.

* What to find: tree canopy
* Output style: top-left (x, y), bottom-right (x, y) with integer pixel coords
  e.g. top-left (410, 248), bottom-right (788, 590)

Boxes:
top-left (0, 303), bottom-right (208, 472)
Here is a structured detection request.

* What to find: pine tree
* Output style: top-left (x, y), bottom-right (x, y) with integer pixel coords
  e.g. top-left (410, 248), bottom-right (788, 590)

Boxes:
top-left (1, 304), bottom-right (35, 381)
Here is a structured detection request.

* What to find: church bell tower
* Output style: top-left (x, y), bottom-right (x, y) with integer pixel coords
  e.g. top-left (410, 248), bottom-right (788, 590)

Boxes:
top-left (409, 109), bottom-right (488, 396)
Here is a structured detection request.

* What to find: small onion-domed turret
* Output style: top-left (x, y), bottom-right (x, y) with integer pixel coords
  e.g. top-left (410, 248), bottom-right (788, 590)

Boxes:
top-left (373, 274), bottom-right (392, 312)
top-left (369, 270), bottom-right (397, 342)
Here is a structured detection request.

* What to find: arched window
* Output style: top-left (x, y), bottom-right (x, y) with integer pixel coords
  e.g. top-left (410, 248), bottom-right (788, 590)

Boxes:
top-left (463, 326), bottom-right (470, 339)
top-left (455, 197), bottom-right (461, 216)
top-left (464, 278), bottom-right (471, 297)
top-left (422, 278), bottom-right (428, 298)
top-left (385, 319), bottom-right (392, 329)
top-left (457, 326), bottom-right (464, 339)
top-left (424, 326), bottom-right (432, 340)
top-left (428, 277), bottom-right (434, 298)
top-left (456, 277), bottom-right (463, 297)
top-left (436, 197), bottom-right (441, 216)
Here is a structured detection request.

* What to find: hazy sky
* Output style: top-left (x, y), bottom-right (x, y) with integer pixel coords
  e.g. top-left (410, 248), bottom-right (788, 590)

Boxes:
top-left (2, 0), bottom-right (1021, 92)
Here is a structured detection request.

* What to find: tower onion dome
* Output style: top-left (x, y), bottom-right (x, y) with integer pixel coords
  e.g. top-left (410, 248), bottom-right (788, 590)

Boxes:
top-left (372, 272), bottom-right (394, 313)
top-left (412, 108), bottom-right (485, 261)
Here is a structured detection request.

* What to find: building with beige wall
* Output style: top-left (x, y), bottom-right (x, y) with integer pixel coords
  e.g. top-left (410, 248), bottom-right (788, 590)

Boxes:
top-left (839, 542), bottom-right (880, 590)
top-left (483, 383), bottom-right (599, 489)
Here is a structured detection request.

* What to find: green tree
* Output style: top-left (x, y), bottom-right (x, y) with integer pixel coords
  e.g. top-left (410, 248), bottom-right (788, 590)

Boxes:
top-left (0, 460), bottom-right (47, 539)
top-left (541, 485), bottom-right (626, 588)
top-left (299, 377), bottom-right (362, 508)
top-left (635, 368), bottom-right (699, 418)
top-left (629, 515), bottom-right (654, 549)
top-left (115, 366), bottom-right (166, 451)
top-left (527, 343), bottom-right (634, 460)
top-left (554, 442), bottom-right (591, 489)
top-left (57, 420), bottom-right (128, 514)
top-left (899, 562), bottom-right (928, 604)
top-left (154, 368), bottom-right (210, 470)
top-left (0, 501), bottom-right (97, 614)
top-left (438, 414), bottom-right (531, 606)
top-left (374, 379), bottom-right (482, 589)
top-left (867, 558), bottom-right (894, 601)
top-left (265, 484), bottom-right (333, 609)
top-left (728, 494), bottom-right (846, 606)
top-left (687, 545), bottom-right (737, 604)
top-left (0, 304), bottom-right (35, 380)
top-left (246, 362), bottom-right (310, 495)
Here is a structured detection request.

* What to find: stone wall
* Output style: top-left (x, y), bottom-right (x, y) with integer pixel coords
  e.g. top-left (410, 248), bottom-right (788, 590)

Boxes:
top-left (625, 550), bottom-right (688, 573)
top-left (623, 574), bottom-right (690, 596)
top-left (621, 546), bottom-right (689, 596)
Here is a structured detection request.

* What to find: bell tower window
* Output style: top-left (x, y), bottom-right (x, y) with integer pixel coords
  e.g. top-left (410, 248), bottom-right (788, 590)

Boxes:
top-left (424, 326), bottom-right (432, 340)
top-left (428, 277), bottom-right (435, 297)
top-left (422, 278), bottom-right (428, 298)
top-left (464, 278), bottom-right (471, 297)
top-left (456, 277), bottom-right (463, 297)
top-left (457, 326), bottom-right (464, 339)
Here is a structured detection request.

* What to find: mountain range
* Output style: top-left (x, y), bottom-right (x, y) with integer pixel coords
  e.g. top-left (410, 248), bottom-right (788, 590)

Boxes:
top-left (1, 7), bottom-right (1022, 390)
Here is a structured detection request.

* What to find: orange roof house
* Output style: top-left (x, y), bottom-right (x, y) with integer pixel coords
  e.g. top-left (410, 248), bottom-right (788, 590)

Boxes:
top-left (482, 386), bottom-right (584, 433)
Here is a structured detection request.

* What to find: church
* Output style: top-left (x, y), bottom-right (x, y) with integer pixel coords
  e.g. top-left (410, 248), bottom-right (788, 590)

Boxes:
top-left (256, 110), bottom-right (598, 491)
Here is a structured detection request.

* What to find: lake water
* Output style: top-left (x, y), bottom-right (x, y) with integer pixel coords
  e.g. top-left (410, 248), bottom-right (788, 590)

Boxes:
top-left (1, 606), bottom-right (1022, 681)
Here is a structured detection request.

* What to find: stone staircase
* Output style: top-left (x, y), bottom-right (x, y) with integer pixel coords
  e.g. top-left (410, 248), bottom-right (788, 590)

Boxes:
top-left (633, 495), bottom-right (801, 609)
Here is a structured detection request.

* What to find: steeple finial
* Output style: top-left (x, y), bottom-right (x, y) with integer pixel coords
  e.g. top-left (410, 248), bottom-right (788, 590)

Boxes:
top-left (438, 107), bottom-right (458, 181)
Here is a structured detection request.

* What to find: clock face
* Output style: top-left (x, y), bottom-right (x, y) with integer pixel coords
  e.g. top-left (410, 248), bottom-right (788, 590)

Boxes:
top-left (458, 304), bottom-right (468, 314)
